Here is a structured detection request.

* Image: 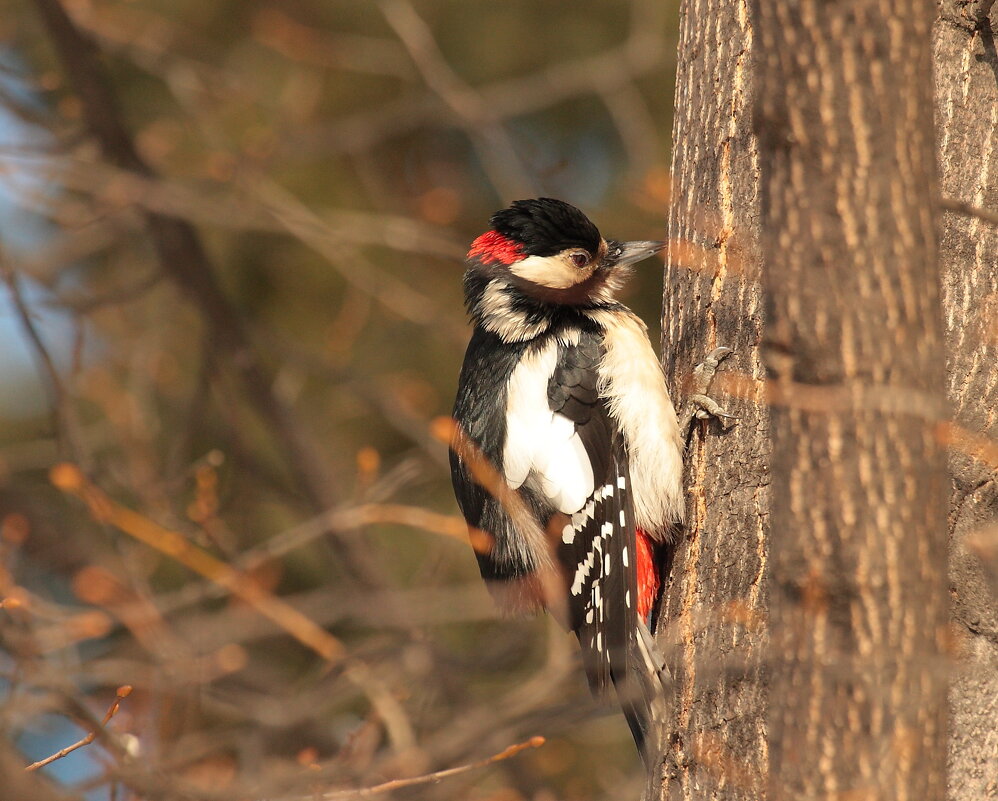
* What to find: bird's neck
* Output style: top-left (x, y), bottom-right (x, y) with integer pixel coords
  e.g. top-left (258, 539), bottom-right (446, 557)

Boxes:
top-left (465, 275), bottom-right (560, 343)
top-left (465, 273), bottom-right (625, 345)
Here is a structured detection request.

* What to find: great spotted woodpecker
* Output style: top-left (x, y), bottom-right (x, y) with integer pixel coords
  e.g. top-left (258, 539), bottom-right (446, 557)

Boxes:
top-left (449, 198), bottom-right (687, 760)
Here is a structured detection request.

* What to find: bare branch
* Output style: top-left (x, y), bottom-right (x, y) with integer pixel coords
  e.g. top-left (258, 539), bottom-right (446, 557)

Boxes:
top-left (323, 736), bottom-right (545, 799)
top-left (25, 685), bottom-right (132, 772)
top-left (940, 196), bottom-right (998, 227)
top-left (0, 252), bottom-right (89, 469)
top-left (49, 463), bottom-right (347, 663)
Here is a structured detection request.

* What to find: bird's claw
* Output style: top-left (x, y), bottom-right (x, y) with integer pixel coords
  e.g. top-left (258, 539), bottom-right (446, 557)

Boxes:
top-left (691, 394), bottom-right (739, 422)
top-left (693, 346), bottom-right (733, 378)
top-left (681, 347), bottom-right (737, 440)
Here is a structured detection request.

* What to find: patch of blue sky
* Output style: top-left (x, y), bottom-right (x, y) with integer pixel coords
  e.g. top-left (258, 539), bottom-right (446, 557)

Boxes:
top-left (0, 49), bottom-right (89, 420)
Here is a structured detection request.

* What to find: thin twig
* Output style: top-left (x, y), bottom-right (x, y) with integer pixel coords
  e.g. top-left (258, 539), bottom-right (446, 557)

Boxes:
top-left (715, 368), bottom-right (998, 471)
top-left (939, 196), bottom-right (998, 227)
top-left (0, 261), bottom-right (65, 413)
top-left (243, 502), bottom-right (491, 570)
top-left (246, 176), bottom-right (443, 325)
top-left (290, 33), bottom-right (665, 159)
top-left (430, 417), bottom-right (549, 568)
top-left (430, 416), bottom-right (569, 620)
top-left (49, 463), bottom-right (346, 662)
top-left (323, 736), bottom-right (545, 799)
top-left (0, 253), bottom-right (90, 469)
top-left (25, 685), bottom-right (132, 772)
top-left (26, 154), bottom-right (465, 260)
top-left (251, 7), bottom-right (415, 79)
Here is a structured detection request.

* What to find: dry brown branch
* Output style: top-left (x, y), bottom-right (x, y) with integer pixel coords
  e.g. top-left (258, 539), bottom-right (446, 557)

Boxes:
top-left (24, 685), bottom-right (132, 772)
top-left (49, 462), bottom-right (346, 662)
top-left (323, 735), bottom-right (545, 799)
top-left (289, 26), bottom-right (666, 159)
top-left (244, 176), bottom-right (445, 326)
top-left (242, 503), bottom-right (491, 569)
top-left (940, 196), bottom-right (998, 227)
top-left (714, 369), bottom-right (998, 472)
top-left (58, 0), bottom-right (668, 176)
top-left (9, 154), bottom-right (465, 260)
top-left (428, 417), bottom-right (549, 563)
top-left (2, 743), bottom-right (76, 801)
top-left (45, 464), bottom-right (426, 762)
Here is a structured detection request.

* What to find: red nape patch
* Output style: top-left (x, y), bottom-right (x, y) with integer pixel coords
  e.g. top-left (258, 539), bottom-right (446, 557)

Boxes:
top-left (467, 230), bottom-right (525, 265)
top-left (635, 529), bottom-right (660, 622)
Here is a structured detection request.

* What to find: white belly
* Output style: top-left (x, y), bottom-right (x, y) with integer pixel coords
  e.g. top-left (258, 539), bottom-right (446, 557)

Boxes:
top-left (586, 308), bottom-right (685, 537)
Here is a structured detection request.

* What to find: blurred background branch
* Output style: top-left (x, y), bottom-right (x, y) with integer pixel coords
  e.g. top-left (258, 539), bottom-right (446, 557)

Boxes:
top-left (1, 1), bottom-right (681, 799)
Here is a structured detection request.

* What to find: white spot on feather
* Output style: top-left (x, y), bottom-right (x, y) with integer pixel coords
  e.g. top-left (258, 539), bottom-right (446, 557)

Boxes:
top-left (571, 546), bottom-right (598, 595)
top-left (573, 501), bottom-right (595, 530)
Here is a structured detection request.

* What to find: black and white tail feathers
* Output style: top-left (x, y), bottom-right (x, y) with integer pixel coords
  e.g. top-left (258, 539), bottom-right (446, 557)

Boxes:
top-left (556, 436), bottom-right (666, 766)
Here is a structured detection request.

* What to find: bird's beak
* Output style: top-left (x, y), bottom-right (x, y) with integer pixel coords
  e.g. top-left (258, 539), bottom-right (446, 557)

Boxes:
top-left (606, 240), bottom-right (665, 268)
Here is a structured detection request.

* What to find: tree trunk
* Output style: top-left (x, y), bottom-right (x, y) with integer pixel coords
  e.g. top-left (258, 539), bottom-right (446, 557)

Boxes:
top-left (754, 0), bottom-right (949, 798)
top-left (934, 4), bottom-right (998, 799)
top-left (660, 0), bottom-right (954, 798)
top-left (658, 0), bottom-right (768, 796)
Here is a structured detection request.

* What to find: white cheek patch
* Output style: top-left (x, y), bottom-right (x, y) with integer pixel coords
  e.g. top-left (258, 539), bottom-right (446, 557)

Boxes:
top-left (503, 340), bottom-right (595, 514)
top-left (510, 254), bottom-right (584, 289)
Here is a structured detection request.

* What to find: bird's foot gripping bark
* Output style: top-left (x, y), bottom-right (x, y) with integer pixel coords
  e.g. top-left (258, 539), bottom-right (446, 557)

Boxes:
top-left (680, 346), bottom-right (737, 442)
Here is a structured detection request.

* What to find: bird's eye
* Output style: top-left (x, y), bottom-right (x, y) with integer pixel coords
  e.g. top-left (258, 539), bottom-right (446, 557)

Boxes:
top-left (570, 251), bottom-right (590, 268)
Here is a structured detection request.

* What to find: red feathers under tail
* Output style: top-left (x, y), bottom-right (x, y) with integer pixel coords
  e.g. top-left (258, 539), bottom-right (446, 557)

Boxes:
top-left (635, 528), bottom-right (659, 622)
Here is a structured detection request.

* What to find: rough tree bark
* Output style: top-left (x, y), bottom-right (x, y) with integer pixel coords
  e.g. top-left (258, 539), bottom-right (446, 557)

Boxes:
top-left (755, 0), bottom-right (949, 799)
top-left (659, 0), bottom-right (957, 799)
top-left (934, 3), bottom-right (998, 799)
top-left (658, 0), bottom-right (767, 798)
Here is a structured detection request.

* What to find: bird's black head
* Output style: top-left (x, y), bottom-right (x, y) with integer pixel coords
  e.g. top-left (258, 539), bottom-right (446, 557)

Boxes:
top-left (490, 198), bottom-right (602, 258)
top-left (464, 198), bottom-right (663, 322)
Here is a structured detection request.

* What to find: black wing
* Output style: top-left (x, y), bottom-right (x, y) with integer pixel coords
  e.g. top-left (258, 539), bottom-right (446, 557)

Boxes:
top-left (450, 326), bottom-right (538, 583)
top-left (549, 334), bottom-right (638, 698)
